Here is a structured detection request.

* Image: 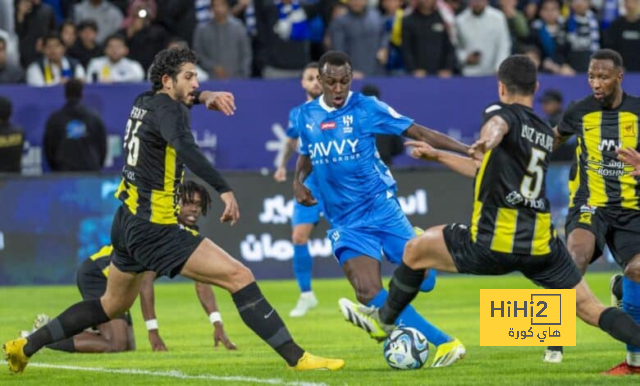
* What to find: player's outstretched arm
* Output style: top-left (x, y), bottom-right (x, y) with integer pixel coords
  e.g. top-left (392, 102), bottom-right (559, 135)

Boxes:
top-left (293, 154), bottom-right (317, 206)
top-left (617, 147), bottom-right (640, 176)
top-left (403, 123), bottom-right (469, 155)
top-left (274, 138), bottom-right (298, 182)
top-left (196, 91), bottom-right (236, 116)
top-left (405, 141), bottom-right (477, 178)
top-left (139, 271), bottom-right (168, 351)
top-left (552, 127), bottom-right (572, 151)
top-left (194, 282), bottom-right (237, 350)
top-left (468, 115), bottom-right (509, 162)
top-left (159, 105), bottom-right (240, 225)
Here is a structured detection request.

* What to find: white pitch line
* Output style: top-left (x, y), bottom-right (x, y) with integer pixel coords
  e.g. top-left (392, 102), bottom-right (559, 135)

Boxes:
top-left (0, 361), bottom-right (328, 386)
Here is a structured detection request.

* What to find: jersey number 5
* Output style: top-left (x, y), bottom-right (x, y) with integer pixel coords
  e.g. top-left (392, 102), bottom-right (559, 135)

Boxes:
top-left (521, 148), bottom-right (546, 199)
top-left (124, 119), bottom-right (142, 166)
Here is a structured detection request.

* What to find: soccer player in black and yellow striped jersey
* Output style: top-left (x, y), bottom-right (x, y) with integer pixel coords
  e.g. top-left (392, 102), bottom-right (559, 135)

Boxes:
top-left (338, 55), bottom-right (640, 365)
top-left (29, 181), bottom-right (236, 353)
top-left (4, 48), bottom-right (344, 374)
top-left (548, 49), bottom-right (640, 374)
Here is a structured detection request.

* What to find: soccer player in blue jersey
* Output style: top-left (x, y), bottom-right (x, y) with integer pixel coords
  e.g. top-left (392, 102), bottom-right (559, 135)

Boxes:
top-left (274, 63), bottom-right (324, 317)
top-left (293, 51), bottom-right (468, 367)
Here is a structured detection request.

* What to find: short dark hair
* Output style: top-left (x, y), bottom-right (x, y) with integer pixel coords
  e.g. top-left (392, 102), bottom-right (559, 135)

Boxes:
top-left (77, 20), bottom-right (98, 33)
top-left (167, 37), bottom-right (189, 49)
top-left (361, 84), bottom-right (381, 98)
top-left (0, 96), bottom-right (12, 122)
top-left (180, 180), bottom-right (212, 216)
top-left (150, 48), bottom-right (197, 92)
top-left (318, 51), bottom-right (352, 75)
top-left (104, 33), bottom-right (127, 48)
top-left (42, 32), bottom-right (64, 47)
top-left (498, 55), bottom-right (537, 96)
top-left (590, 49), bottom-right (624, 69)
top-left (65, 79), bottom-right (83, 100)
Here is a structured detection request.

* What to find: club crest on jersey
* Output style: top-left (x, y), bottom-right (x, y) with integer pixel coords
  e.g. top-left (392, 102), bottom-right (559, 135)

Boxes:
top-left (342, 115), bottom-right (354, 134)
top-left (321, 121), bottom-right (336, 130)
top-left (623, 122), bottom-right (637, 138)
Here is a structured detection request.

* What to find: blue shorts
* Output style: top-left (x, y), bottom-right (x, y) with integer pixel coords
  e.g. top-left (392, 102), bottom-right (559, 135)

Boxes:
top-left (329, 192), bottom-right (415, 266)
top-left (292, 200), bottom-right (324, 227)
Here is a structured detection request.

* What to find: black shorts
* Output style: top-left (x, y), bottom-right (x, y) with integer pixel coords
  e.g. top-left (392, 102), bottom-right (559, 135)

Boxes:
top-left (76, 258), bottom-right (132, 325)
top-left (442, 223), bottom-right (582, 289)
top-left (110, 205), bottom-right (203, 278)
top-left (566, 205), bottom-right (640, 268)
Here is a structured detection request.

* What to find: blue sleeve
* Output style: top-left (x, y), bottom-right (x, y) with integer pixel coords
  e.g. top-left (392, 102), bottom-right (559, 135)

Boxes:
top-left (363, 96), bottom-right (414, 136)
top-left (285, 107), bottom-right (300, 139)
top-left (297, 110), bottom-right (310, 156)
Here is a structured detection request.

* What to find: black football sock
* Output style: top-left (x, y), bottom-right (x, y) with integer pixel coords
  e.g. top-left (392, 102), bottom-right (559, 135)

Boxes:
top-left (46, 338), bottom-right (75, 353)
top-left (379, 262), bottom-right (426, 325)
top-left (547, 346), bottom-right (563, 353)
top-left (232, 282), bottom-right (304, 366)
top-left (612, 275), bottom-right (623, 301)
top-left (24, 299), bottom-right (109, 357)
top-left (598, 307), bottom-right (640, 347)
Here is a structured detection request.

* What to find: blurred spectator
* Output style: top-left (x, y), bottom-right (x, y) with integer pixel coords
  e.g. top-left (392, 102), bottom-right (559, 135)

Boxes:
top-left (255, 0), bottom-right (316, 78)
top-left (0, 28), bottom-right (20, 67)
top-left (564, 0), bottom-right (600, 72)
top-left (86, 34), bottom-right (145, 83)
top-left (43, 79), bottom-right (107, 172)
top-left (379, 0), bottom-right (405, 75)
top-left (68, 20), bottom-right (102, 68)
top-left (529, 0), bottom-right (575, 75)
top-left (43, 0), bottom-right (75, 23)
top-left (401, 0), bottom-right (456, 78)
top-left (165, 38), bottom-right (209, 80)
top-left (539, 89), bottom-right (563, 126)
top-left (362, 84), bottom-right (404, 166)
top-left (603, 0), bottom-right (640, 71)
top-left (59, 20), bottom-right (77, 49)
top-left (73, 0), bottom-right (124, 44)
top-left (156, 0), bottom-right (197, 45)
top-left (26, 32), bottom-right (85, 86)
top-left (193, 0), bottom-right (252, 79)
top-left (498, 0), bottom-right (529, 51)
top-left (329, 0), bottom-right (386, 77)
top-left (15, 0), bottom-right (57, 68)
top-left (0, 97), bottom-right (24, 174)
top-left (455, 0), bottom-right (511, 76)
top-left (0, 37), bottom-right (25, 83)
top-left (0, 0), bottom-right (14, 32)
top-left (519, 44), bottom-right (542, 69)
top-left (121, 0), bottom-right (169, 71)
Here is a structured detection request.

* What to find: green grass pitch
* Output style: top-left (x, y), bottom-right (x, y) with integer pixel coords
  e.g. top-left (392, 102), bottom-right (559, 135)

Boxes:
top-left (0, 272), bottom-right (637, 385)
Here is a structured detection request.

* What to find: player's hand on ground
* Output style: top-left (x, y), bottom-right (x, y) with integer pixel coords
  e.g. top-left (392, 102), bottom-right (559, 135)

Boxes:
top-left (213, 323), bottom-right (237, 350)
top-left (220, 191), bottom-right (240, 225)
top-left (201, 91), bottom-right (236, 116)
top-left (617, 147), bottom-right (640, 176)
top-left (148, 330), bottom-right (168, 351)
top-left (294, 182), bottom-right (317, 206)
top-left (274, 166), bottom-right (287, 182)
top-left (405, 141), bottom-right (439, 161)
top-left (468, 139), bottom-right (488, 163)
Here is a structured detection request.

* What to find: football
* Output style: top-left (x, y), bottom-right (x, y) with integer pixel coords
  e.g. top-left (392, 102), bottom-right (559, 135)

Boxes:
top-left (383, 327), bottom-right (429, 370)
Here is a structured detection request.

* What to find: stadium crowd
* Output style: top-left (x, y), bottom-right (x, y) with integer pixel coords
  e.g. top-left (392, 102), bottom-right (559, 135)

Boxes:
top-left (0, 0), bottom-right (639, 85)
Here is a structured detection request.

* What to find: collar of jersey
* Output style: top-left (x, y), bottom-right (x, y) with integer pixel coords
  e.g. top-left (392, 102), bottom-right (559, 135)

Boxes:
top-left (319, 91), bottom-right (354, 113)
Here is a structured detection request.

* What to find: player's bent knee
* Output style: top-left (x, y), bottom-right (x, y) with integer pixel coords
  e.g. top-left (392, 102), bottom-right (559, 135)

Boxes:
top-left (292, 227), bottom-right (311, 245)
top-left (100, 297), bottom-right (134, 320)
top-left (225, 264), bottom-right (255, 292)
top-left (567, 246), bottom-right (592, 273)
top-left (403, 235), bottom-right (433, 269)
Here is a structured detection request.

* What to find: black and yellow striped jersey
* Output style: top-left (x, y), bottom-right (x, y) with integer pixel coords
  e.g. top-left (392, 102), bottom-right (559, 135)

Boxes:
top-left (471, 102), bottom-right (556, 256)
top-left (115, 92), bottom-right (188, 224)
top-left (558, 93), bottom-right (640, 209)
top-left (89, 244), bottom-right (113, 277)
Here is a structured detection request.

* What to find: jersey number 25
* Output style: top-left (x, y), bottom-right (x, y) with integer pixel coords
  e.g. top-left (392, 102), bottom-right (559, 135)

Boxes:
top-left (124, 119), bottom-right (142, 166)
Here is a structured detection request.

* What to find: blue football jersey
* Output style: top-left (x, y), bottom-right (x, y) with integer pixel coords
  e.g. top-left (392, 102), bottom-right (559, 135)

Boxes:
top-left (287, 102), bottom-right (320, 195)
top-left (296, 92), bottom-right (414, 225)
